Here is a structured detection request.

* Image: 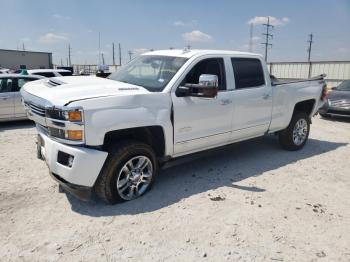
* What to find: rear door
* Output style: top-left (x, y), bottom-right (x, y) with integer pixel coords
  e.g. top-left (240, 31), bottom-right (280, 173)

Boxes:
top-left (230, 57), bottom-right (273, 140)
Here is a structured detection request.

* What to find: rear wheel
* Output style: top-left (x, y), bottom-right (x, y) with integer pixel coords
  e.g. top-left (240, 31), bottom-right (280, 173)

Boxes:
top-left (279, 112), bottom-right (310, 151)
top-left (95, 141), bottom-right (158, 204)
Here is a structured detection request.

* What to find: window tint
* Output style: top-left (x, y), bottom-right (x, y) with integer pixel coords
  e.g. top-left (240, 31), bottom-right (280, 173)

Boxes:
top-left (184, 58), bottom-right (226, 90)
top-left (33, 72), bottom-right (55, 77)
top-left (231, 58), bottom-right (265, 89)
top-left (0, 78), bottom-right (13, 93)
top-left (15, 78), bottom-right (36, 91)
top-left (58, 71), bottom-right (73, 76)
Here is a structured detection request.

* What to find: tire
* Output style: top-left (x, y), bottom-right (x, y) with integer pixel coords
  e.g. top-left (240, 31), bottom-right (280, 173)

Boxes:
top-left (279, 112), bottom-right (310, 151)
top-left (94, 141), bottom-right (158, 204)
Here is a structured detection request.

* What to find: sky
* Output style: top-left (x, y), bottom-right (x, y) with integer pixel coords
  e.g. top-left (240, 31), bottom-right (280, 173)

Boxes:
top-left (1, 0), bottom-right (349, 65)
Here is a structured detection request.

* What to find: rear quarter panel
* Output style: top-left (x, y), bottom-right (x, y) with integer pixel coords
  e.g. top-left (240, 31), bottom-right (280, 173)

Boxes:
top-left (269, 80), bottom-right (323, 132)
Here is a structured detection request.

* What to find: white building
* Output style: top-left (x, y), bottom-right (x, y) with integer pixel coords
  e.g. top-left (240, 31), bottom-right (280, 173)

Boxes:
top-left (0, 49), bottom-right (52, 70)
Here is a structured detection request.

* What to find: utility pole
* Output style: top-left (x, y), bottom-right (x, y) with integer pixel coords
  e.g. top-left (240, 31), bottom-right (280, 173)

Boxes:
top-left (249, 23), bottom-right (253, 52)
top-left (128, 51), bottom-right (133, 61)
top-left (186, 44), bottom-right (191, 50)
top-left (118, 43), bottom-right (122, 66)
top-left (261, 16), bottom-right (274, 62)
top-left (102, 53), bottom-right (105, 65)
top-left (22, 43), bottom-right (25, 51)
top-left (98, 32), bottom-right (101, 65)
top-left (307, 33), bottom-right (313, 62)
top-left (68, 44), bottom-right (72, 66)
top-left (112, 43), bottom-right (115, 65)
top-left (307, 33), bottom-right (314, 78)
top-left (60, 58), bottom-right (63, 66)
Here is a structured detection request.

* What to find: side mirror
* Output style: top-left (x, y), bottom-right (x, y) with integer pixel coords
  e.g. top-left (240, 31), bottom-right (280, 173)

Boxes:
top-left (178, 74), bottom-right (218, 98)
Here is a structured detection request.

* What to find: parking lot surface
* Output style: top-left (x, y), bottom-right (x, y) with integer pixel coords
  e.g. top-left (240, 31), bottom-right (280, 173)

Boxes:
top-left (0, 116), bottom-right (349, 261)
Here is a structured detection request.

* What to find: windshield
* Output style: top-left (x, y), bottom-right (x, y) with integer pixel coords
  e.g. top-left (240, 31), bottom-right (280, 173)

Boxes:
top-left (108, 55), bottom-right (187, 92)
top-left (335, 80), bottom-right (350, 91)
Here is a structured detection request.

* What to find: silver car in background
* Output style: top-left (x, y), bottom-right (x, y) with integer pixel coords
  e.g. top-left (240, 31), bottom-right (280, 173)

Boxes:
top-left (0, 74), bottom-right (45, 121)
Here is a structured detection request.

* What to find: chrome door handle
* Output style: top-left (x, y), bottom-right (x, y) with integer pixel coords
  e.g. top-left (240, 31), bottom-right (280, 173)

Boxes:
top-left (262, 93), bottom-right (271, 100)
top-left (0, 96), bottom-right (11, 100)
top-left (220, 99), bottom-right (232, 105)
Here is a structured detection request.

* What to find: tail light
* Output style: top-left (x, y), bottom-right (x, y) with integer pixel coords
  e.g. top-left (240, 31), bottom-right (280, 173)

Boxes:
top-left (321, 83), bottom-right (328, 101)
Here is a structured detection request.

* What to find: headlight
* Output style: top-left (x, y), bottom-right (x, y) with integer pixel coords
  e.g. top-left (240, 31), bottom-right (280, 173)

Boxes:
top-left (45, 107), bottom-right (85, 144)
top-left (68, 111), bottom-right (82, 122)
top-left (46, 108), bottom-right (83, 122)
top-left (67, 130), bottom-right (83, 140)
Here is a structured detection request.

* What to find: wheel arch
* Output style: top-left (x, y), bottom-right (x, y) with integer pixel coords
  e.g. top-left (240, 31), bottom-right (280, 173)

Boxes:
top-left (103, 126), bottom-right (166, 159)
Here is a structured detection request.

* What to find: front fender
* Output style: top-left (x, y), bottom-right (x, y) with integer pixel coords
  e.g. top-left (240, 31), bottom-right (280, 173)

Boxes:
top-left (70, 93), bottom-right (174, 156)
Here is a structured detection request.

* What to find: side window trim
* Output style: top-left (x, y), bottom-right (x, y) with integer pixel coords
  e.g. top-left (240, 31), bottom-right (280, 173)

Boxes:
top-left (231, 57), bottom-right (266, 90)
top-left (176, 57), bottom-right (227, 94)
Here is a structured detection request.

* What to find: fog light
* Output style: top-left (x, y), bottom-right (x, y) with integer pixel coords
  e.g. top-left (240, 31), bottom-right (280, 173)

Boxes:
top-left (57, 151), bottom-right (74, 167)
top-left (67, 130), bottom-right (83, 140)
top-left (68, 155), bottom-right (74, 168)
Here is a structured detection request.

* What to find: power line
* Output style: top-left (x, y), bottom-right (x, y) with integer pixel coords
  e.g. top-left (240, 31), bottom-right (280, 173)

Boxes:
top-left (307, 33), bottom-right (313, 62)
top-left (261, 16), bottom-right (274, 62)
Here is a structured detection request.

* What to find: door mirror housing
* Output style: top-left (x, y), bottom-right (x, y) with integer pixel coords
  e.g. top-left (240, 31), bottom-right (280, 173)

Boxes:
top-left (178, 74), bottom-right (218, 98)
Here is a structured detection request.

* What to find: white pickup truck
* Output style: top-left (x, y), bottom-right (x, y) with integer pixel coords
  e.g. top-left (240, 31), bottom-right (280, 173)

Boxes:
top-left (21, 50), bottom-right (327, 204)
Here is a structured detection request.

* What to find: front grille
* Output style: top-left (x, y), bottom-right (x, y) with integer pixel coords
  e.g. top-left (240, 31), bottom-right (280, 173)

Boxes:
top-left (329, 99), bottom-right (350, 109)
top-left (25, 102), bottom-right (46, 117)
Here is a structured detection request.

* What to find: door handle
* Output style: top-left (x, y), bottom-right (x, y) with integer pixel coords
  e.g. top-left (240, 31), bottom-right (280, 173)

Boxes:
top-left (262, 93), bottom-right (271, 100)
top-left (0, 96), bottom-right (11, 100)
top-left (220, 99), bottom-right (232, 105)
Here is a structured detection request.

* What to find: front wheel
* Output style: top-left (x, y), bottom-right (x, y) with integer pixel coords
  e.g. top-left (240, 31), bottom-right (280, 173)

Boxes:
top-left (279, 112), bottom-right (310, 151)
top-left (94, 141), bottom-right (158, 204)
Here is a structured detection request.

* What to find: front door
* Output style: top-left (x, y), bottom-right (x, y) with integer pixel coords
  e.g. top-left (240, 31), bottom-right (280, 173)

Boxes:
top-left (14, 77), bottom-right (37, 117)
top-left (172, 57), bottom-right (234, 155)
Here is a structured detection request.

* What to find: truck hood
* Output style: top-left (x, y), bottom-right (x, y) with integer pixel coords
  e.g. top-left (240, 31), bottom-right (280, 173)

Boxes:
top-left (21, 76), bottom-right (150, 106)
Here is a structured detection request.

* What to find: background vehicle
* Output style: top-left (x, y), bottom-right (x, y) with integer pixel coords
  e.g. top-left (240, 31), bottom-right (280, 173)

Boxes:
top-left (26, 69), bottom-right (73, 78)
top-left (319, 80), bottom-right (350, 118)
top-left (0, 74), bottom-right (44, 121)
top-left (21, 50), bottom-right (327, 204)
top-left (0, 68), bottom-right (10, 74)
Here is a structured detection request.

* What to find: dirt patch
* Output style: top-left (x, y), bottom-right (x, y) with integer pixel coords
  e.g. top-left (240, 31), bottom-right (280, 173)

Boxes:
top-left (1, 117), bottom-right (350, 261)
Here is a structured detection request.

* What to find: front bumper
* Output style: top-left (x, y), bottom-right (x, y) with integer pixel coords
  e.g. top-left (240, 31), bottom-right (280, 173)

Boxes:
top-left (50, 172), bottom-right (93, 201)
top-left (37, 130), bottom-right (108, 200)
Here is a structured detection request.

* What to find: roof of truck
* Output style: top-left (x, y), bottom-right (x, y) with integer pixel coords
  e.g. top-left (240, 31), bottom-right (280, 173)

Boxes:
top-left (143, 49), bottom-right (262, 58)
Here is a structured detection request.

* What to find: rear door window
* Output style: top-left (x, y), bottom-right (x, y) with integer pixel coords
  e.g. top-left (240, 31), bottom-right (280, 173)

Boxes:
top-left (231, 58), bottom-right (265, 89)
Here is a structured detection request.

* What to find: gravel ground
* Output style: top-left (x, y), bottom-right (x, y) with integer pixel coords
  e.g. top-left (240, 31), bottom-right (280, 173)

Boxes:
top-left (0, 116), bottom-right (349, 262)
